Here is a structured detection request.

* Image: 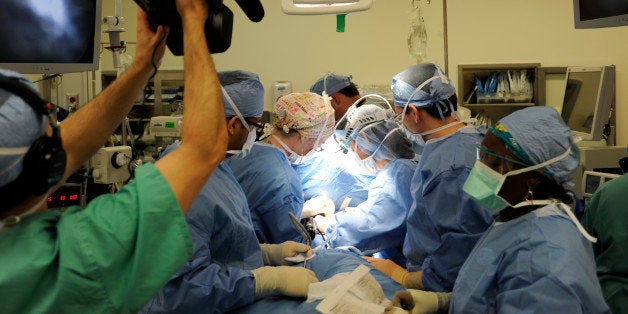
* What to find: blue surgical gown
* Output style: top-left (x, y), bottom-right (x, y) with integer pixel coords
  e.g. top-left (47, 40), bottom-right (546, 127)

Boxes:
top-left (293, 138), bottom-right (373, 209)
top-left (450, 204), bottom-right (611, 313)
top-left (326, 159), bottom-right (417, 258)
top-left (403, 125), bottom-right (493, 292)
top-left (141, 142), bottom-right (263, 313)
top-left (225, 142), bottom-right (304, 244)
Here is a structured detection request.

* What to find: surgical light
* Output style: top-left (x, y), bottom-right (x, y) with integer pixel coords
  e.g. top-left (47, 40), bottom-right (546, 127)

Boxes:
top-left (281, 0), bottom-right (373, 15)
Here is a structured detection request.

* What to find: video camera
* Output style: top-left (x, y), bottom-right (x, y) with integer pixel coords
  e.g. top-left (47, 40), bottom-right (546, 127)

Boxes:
top-left (133, 0), bottom-right (264, 55)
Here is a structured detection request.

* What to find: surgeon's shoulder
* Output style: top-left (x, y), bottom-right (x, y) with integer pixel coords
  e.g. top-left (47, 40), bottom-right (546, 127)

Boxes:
top-left (252, 142), bottom-right (291, 164)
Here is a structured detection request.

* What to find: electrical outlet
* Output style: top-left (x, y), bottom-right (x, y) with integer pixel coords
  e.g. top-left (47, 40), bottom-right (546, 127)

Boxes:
top-left (66, 92), bottom-right (79, 112)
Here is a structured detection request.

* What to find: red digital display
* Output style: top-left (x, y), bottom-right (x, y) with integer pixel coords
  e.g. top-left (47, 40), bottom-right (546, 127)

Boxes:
top-left (47, 185), bottom-right (81, 209)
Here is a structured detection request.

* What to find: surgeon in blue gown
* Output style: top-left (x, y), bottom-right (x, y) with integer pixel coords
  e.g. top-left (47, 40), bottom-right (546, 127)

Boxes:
top-left (367, 63), bottom-right (492, 293)
top-left (306, 119), bottom-right (416, 264)
top-left (220, 72), bottom-right (302, 244)
top-left (386, 106), bottom-right (610, 314)
top-left (141, 71), bottom-right (318, 313)
top-left (227, 92), bottom-right (334, 244)
top-left (227, 142), bottom-right (304, 244)
top-left (295, 74), bottom-right (377, 209)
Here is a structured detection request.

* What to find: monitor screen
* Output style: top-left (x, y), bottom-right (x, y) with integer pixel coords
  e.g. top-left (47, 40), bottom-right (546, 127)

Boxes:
top-left (0, 0), bottom-right (102, 74)
top-left (574, 0), bottom-right (628, 29)
top-left (560, 66), bottom-right (615, 141)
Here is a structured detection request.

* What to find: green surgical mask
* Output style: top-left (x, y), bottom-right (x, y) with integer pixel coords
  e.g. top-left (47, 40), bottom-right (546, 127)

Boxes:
top-left (463, 161), bottom-right (510, 213)
top-left (463, 145), bottom-right (573, 214)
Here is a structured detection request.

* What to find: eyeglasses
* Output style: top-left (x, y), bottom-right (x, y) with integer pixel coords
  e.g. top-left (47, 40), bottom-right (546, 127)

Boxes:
top-left (476, 144), bottom-right (530, 173)
top-left (243, 118), bottom-right (264, 129)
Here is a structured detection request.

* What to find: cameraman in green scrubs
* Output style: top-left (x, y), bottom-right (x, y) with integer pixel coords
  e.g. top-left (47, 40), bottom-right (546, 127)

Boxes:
top-left (0, 0), bottom-right (227, 312)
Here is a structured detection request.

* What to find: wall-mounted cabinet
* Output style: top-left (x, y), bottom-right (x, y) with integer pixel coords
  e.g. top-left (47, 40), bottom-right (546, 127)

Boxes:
top-left (458, 63), bottom-right (540, 123)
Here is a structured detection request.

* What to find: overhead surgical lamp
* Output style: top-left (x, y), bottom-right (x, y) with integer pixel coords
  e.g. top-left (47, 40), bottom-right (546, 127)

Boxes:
top-left (281, 0), bottom-right (373, 15)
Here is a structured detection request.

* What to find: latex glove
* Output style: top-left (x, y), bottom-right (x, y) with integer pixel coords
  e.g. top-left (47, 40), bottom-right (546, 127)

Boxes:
top-left (313, 215), bottom-right (336, 235)
top-left (362, 257), bottom-right (423, 289)
top-left (388, 289), bottom-right (452, 314)
top-left (301, 195), bottom-right (335, 218)
top-left (260, 241), bottom-right (313, 266)
top-left (252, 266), bottom-right (319, 298)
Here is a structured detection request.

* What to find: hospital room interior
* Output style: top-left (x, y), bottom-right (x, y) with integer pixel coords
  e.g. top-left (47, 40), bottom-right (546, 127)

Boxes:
top-left (1, 0), bottom-right (627, 313)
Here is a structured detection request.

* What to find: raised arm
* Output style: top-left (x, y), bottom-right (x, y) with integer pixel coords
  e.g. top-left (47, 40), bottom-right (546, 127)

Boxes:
top-left (153, 0), bottom-right (227, 213)
top-left (58, 9), bottom-right (168, 182)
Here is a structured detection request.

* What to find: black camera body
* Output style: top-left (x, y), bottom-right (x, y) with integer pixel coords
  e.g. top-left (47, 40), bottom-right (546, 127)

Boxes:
top-left (133, 0), bottom-right (263, 55)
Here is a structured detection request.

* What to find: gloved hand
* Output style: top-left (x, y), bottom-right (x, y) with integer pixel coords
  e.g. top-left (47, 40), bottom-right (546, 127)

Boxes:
top-left (385, 289), bottom-right (452, 314)
top-left (313, 215), bottom-right (336, 235)
top-left (301, 195), bottom-right (335, 218)
top-left (260, 241), bottom-right (313, 266)
top-left (252, 266), bottom-right (319, 298)
top-left (362, 257), bottom-right (423, 289)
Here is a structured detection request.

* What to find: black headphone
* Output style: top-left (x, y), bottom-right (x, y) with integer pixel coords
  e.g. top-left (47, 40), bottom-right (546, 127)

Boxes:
top-left (0, 75), bottom-right (67, 209)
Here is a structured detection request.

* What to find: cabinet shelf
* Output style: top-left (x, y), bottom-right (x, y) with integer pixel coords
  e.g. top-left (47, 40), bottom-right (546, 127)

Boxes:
top-left (458, 63), bottom-right (540, 122)
top-left (464, 103), bottom-right (534, 108)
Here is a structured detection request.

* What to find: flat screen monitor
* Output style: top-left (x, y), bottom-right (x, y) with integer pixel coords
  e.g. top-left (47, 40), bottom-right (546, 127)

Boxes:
top-left (559, 66), bottom-right (615, 141)
top-left (573, 0), bottom-right (628, 29)
top-left (0, 0), bottom-right (102, 74)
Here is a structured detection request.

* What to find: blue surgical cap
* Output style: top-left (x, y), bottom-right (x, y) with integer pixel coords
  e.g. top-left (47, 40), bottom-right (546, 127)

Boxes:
top-left (0, 68), bottom-right (46, 187)
top-left (498, 106), bottom-right (580, 185)
top-left (391, 63), bottom-right (456, 118)
top-left (310, 74), bottom-right (355, 95)
top-left (218, 70), bottom-right (265, 118)
top-left (355, 119), bottom-right (414, 161)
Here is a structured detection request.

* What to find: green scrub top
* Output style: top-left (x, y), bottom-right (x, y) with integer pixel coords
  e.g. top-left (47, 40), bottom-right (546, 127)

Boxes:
top-left (0, 163), bottom-right (193, 313)
top-left (582, 174), bottom-right (628, 314)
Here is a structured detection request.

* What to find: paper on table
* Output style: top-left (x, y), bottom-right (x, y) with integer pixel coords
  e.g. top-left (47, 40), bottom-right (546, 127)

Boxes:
top-left (313, 264), bottom-right (390, 314)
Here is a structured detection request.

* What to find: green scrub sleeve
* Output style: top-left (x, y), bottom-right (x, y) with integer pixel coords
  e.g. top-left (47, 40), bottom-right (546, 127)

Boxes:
top-left (57, 163), bottom-right (193, 312)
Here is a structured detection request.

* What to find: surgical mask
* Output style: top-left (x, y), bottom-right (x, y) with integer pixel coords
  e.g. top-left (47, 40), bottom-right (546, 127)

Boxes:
top-left (222, 86), bottom-right (258, 155)
top-left (463, 145), bottom-right (572, 213)
top-left (401, 120), bottom-right (463, 146)
top-left (271, 108), bottom-right (331, 165)
top-left (353, 153), bottom-right (379, 175)
top-left (272, 135), bottom-right (318, 165)
top-left (241, 126), bottom-right (257, 152)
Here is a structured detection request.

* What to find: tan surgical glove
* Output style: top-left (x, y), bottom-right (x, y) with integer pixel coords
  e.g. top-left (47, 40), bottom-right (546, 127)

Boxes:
top-left (389, 289), bottom-right (452, 314)
top-left (252, 266), bottom-right (319, 298)
top-left (362, 257), bottom-right (423, 289)
top-left (260, 241), bottom-right (313, 266)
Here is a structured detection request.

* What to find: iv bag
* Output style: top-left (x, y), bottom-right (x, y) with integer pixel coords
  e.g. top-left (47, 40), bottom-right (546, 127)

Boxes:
top-left (407, 2), bottom-right (427, 63)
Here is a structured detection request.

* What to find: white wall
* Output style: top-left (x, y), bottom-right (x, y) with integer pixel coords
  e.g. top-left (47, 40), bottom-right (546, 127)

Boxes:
top-left (446, 0), bottom-right (628, 146)
top-left (99, 0), bottom-right (445, 109)
top-left (95, 0), bottom-right (626, 146)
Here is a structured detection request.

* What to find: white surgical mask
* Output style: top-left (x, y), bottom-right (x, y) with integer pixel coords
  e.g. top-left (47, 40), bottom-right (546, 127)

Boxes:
top-left (401, 120), bottom-right (463, 146)
top-left (272, 134), bottom-right (318, 165)
top-left (222, 85), bottom-right (259, 155)
top-left (353, 153), bottom-right (379, 174)
top-left (271, 108), bottom-right (331, 165)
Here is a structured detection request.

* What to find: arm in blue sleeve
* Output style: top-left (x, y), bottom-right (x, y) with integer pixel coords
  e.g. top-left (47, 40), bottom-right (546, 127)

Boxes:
top-left (332, 186), bottom-right (406, 253)
top-left (419, 169), bottom-right (493, 292)
top-left (146, 223), bottom-right (257, 313)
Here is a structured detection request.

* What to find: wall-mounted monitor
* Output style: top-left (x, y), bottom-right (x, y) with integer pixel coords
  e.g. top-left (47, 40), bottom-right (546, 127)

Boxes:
top-left (573, 0), bottom-right (628, 29)
top-left (559, 66), bottom-right (615, 142)
top-left (0, 0), bottom-right (102, 74)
